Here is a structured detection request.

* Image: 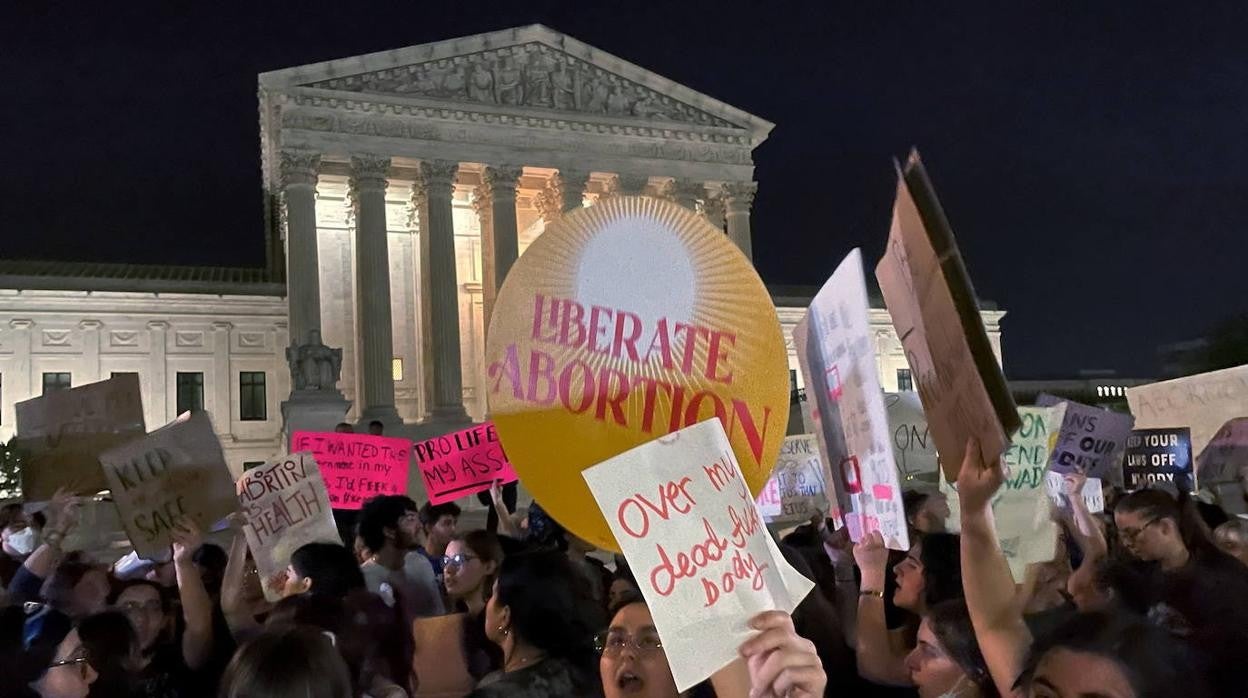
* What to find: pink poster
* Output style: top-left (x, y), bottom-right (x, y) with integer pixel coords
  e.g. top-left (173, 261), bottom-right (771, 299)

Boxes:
top-left (290, 431), bottom-right (411, 510)
top-left (414, 422), bottom-right (518, 505)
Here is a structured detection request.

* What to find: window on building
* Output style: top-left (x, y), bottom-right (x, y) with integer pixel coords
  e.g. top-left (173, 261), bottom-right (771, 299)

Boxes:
top-left (242, 461), bottom-right (265, 471)
top-left (393, 358), bottom-right (404, 381)
top-left (42, 373), bottom-right (71, 395)
top-left (110, 371), bottom-right (138, 383)
top-left (176, 372), bottom-right (204, 415)
top-left (239, 372), bottom-right (267, 421)
top-left (896, 368), bottom-right (914, 392)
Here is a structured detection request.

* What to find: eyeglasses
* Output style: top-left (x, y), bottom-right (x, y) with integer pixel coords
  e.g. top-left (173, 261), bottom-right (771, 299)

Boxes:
top-left (441, 553), bottom-right (478, 569)
top-left (595, 630), bottom-right (664, 656)
top-left (48, 653), bottom-right (92, 679)
top-left (1118, 518), bottom-right (1161, 543)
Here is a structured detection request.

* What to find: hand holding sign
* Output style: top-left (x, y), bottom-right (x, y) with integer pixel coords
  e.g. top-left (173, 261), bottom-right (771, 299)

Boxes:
top-left (583, 419), bottom-right (813, 691)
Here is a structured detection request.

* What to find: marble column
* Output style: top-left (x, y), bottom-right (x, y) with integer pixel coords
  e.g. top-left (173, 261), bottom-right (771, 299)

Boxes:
top-left (350, 155), bottom-right (400, 424)
top-left (478, 165), bottom-right (523, 331)
top-left (147, 321), bottom-right (169, 423)
top-left (700, 192), bottom-right (727, 231)
top-left (723, 182), bottom-right (758, 261)
top-left (660, 178), bottom-right (704, 211)
top-left (211, 322), bottom-right (233, 431)
top-left (78, 320), bottom-right (102, 384)
top-left (607, 173), bottom-right (650, 197)
top-left (408, 178), bottom-right (435, 421)
top-left (557, 169), bottom-right (589, 212)
top-left (279, 149), bottom-right (323, 348)
top-left (8, 320), bottom-right (33, 413)
top-left (421, 159), bottom-right (469, 421)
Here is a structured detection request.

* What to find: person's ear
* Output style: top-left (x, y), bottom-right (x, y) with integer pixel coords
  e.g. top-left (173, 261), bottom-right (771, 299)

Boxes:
top-left (383, 525), bottom-right (398, 542)
top-left (483, 560), bottom-right (499, 577)
top-left (288, 576), bottom-right (312, 596)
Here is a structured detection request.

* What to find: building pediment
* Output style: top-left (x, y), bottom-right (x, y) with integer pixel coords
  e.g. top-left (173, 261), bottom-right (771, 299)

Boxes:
top-left (259, 24), bottom-right (773, 144)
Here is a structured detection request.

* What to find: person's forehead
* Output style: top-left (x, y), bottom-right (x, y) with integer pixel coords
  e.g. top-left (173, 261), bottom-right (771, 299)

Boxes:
top-left (611, 602), bottom-right (654, 628)
top-left (118, 584), bottom-right (160, 602)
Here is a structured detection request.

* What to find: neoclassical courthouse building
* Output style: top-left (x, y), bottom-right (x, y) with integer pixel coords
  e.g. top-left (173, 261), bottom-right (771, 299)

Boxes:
top-left (0, 26), bottom-right (1003, 479)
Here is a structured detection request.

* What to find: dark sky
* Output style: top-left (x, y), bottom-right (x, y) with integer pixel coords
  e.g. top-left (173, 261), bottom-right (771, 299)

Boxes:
top-left (5, 2), bottom-right (1247, 378)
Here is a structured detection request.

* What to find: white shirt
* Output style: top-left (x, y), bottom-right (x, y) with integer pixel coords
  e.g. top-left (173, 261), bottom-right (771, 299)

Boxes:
top-left (362, 550), bottom-right (445, 623)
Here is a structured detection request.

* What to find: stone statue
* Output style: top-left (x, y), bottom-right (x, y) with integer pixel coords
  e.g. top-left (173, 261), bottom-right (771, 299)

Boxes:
top-left (524, 49), bottom-right (554, 107)
top-left (606, 85), bottom-right (631, 116)
top-left (495, 57), bottom-right (523, 105)
top-left (584, 78), bottom-right (609, 113)
top-left (287, 330), bottom-right (342, 392)
top-left (551, 62), bottom-right (576, 110)
top-left (468, 64), bottom-right (495, 103)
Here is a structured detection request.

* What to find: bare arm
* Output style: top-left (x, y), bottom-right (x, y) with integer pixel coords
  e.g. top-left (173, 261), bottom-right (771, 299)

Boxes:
top-left (220, 522), bottom-right (262, 642)
top-left (171, 520), bottom-right (214, 670)
top-left (852, 531), bottom-right (912, 687)
top-left (1064, 473), bottom-right (1107, 561)
top-left (23, 490), bottom-right (79, 580)
top-left (957, 439), bottom-right (1030, 698)
top-left (489, 481), bottom-right (522, 540)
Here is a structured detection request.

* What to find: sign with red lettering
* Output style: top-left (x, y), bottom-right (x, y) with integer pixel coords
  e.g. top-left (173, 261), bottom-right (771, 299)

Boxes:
top-left (755, 435), bottom-right (828, 526)
top-left (291, 431), bottom-right (411, 510)
top-left (100, 412), bottom-right (238, 559)
top-left (414, 422), bottom-right (518, 504)
top-left (583, 419), bottom-right (814, 691)
top-left (875, 152), bottom-right (1021, 482)
top-left (236, 453), bottom-right (339, 601)
top-left (485, 197), bottom-right (791, 551)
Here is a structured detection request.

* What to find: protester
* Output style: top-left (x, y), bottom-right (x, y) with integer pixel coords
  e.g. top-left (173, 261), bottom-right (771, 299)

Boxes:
top-left (903, 490), bottom-right (950, 536)
top-left (479, 480), bottom-right (519, 535)
top-left (417, 501), bottom-right (460, 578)
top-left (334, 422), bottom-right (355, 434)
top-left (1213, 518), bottom-right (1248, 565)
top-left (2, 504), bottom-right (35, 585)
top-left (9, 611), bottom-right (100, 698)
top-left (280, 541), bottom-right (367, 598)
top-left (220, 520), bottom-right (273, 644)
top-left (357, 495), bottom-right (444, 622)
top-left (77, 610), bottom-right (140, 698)
top-left (852, 529), bottom-right (962, 686)
top-left (368, 420), bottom-right (385, 436)
top-left (217, 625), bottom-right (352, 698)
top-left (597, 590), bottom-right (678, 698)
top-left (9, 491), bottom-right (99, 609)
top-left (904, 599), bottom-right (997, 698)
top-left (443, 531), bottom-right (501, 616)
top-left (469, 550), bottom-right (599, 697)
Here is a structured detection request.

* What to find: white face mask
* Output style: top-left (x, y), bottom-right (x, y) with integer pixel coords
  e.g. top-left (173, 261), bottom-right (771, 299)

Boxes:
top-left (5, 527), bottom-right (36, 557)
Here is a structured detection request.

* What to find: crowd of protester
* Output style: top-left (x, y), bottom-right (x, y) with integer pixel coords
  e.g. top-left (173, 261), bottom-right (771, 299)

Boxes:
top-left (3, 433), bottom-right (1248, 698)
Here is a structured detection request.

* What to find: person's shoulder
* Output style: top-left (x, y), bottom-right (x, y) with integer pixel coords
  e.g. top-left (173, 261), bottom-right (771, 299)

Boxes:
top-left (403, 550), bottom-right (437, 578)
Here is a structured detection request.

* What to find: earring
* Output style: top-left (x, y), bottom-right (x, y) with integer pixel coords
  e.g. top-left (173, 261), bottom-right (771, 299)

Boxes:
top-left (497, 625), bottom-right (510, 637)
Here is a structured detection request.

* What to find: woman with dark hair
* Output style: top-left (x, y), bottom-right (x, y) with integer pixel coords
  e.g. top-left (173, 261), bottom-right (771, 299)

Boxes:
top-left (905, 600), bottom-right (998, 698)
top-left (218, 625), bottom-right (352, 698)
top-left (77, 611), bottom-right (139, 698)
top-left (5, 607), bottom-right (100, 698)
top-left (469, 550), bottom-right (600, 697)
top-left (282, 542), bottom-right (367, 598)
top-left (903, 490), bottom-right (950, 536)
top-left (852, 529), bottom-right (963, 686)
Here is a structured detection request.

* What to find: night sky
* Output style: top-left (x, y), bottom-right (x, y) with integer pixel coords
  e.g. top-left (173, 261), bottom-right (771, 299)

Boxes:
top-left (6, 2), bottom-right (1248, 378)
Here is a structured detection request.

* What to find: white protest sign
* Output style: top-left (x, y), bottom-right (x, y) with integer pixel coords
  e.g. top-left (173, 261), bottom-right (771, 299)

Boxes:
top-left (886, 392), bottom-right (940, 484)
top-left (236, 453), bottom-right (340, 601)
top-left (1126, 364), bottom-right (1248, 458)
top-left (1043, 471), bottom-right (1104, 513)
top-left (944, 404), bottom-right (1066, 581)
top-left (797, 249), bottom-right (909, 550)
top-left (755, 435), bottom-right (826, 526)
top-left (792, 315), bottom-right (847, 529)
top-left (583, 419), bottom-right (814, 692)
top-left (99, 412), bottom-right (239, 559)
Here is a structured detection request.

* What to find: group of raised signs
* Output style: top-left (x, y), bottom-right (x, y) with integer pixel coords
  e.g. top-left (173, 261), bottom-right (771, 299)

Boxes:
top-left (12, 152), bottom-right (1248, 690)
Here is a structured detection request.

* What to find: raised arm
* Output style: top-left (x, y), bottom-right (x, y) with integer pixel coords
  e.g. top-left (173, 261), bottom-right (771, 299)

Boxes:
top-left (1064, 472), bottom-right (1107, 561)
top-left (10, 490), bottom-right (80, 602)
top-left (220, 518), bottom-right (262, 642)
top-left (489, 480), bottom-right (522, 540)
top-left (851, 531), bottom-right (912, 687)
top-left (956, 438), bottom-right (1030, 698)
top-left (171, 519), bottom-right (214, 670)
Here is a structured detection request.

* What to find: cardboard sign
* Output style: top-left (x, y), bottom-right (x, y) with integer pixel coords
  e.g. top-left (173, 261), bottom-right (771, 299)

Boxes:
top-left (1036, 395), bottom-right (1135, 485)
top-left (1196, 417), bottom-right (1248, 484)
top-left (1126, 364), bottom-right (1248, 457)
top-left (99, 412), bottom-right (238, 559)
top-left (236, 453), bottom-right (339, 601)
top-left (583, 419), bottom-right (814, 692)
top-left (792, 314), bottom-right (848, 529)
top-left (485, 196), bottom-right (791, 551)
top-left (944, 405), bottom-right (1065, 581)
top-left (1123, 428), bottom-right (1193, 490)
top-left (755, 435), bottom-right (826, 525)
top-left (875, 152), bottom-right (1020, 481)
top-left (413, 422), bottom-right (518, 505)
top-left (796, 249), bottom-right (909, 550)
top-left (290, 432), bottom-right (411, 510)
top-left (1043, 471), bottom-right (1105, 513)
top-left (15, 375), bottom-right (146, 500)
top-left (886, 392), bottom-right (940, 484)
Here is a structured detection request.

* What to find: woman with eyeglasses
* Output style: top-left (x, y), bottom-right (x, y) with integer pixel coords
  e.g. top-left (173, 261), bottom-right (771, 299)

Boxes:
top-left (2, 604), bottom-right (99, 698)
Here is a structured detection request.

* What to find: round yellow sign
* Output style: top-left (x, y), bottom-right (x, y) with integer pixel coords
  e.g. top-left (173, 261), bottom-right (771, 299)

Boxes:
top-left (485, 196), bottom-right (790, 551)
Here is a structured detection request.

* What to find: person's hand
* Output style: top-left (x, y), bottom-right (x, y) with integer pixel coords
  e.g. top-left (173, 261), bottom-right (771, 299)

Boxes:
top-left (226, 511), bottom-right (249, 531)
top-left (171, 518), bottom-right (204, 565)
top-left (852, 530), bottom-right (889, 589)
top-left (488, 479), bottom-right (504, 507)
top-left (955, 437), bottom-right (1003, 514)
top-left (739, 611), bottom-right (826, 698)
top-left (46, 487), bottom-right (82, 533)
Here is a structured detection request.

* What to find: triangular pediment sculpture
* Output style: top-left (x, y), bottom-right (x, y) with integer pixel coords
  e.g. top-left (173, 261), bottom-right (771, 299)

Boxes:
top-left (260, 24), bottom-right (772, 138)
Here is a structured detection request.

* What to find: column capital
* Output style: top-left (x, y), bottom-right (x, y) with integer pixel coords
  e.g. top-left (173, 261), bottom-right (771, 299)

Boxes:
top-left (9, 319), bottom-right (34, 330)
top-left (279, 149), bottom-right (321, 189)
top-left (722, 181), bottom-right (758, 210)
top-left (659, 178), bottom-right (705, 209)
top-left (349, 154), bottom-right (392, 192)
top-left (481, 165), bottom-right (523, 202)
top-left (607, 173), bottom-right (650, 197)
top-left (534, 189), bottom-right (561, 223)
top-left (700, 193), bottom-right (726, 228)
top-left (419, 159), bottom-right (460, 198)
top-left (556, 169), bottom-right (589, 212)
top-left (78, 319), bottom-right (103, 331)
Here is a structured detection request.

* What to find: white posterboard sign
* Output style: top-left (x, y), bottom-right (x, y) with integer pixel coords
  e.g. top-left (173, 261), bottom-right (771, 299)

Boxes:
top-left (583, 419), bottom-right (814, 692)
top-left (237, 453), bottom-right (340, 601)
top-left (944, 404), bottom-right (1066, 581)
top-left (1126, 364), bottom-right (1248, 458)
top-left (797, 249), bottom-right (909, 551)
top-left (1043, 471), bottom-right (1105, 513)
top-left (755, 435), bottom-right (826, 525)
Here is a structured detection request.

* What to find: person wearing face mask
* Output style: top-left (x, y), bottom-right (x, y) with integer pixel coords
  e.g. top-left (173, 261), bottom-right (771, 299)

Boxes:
top-left (904, 600), bottom-right (997, 698)
top-left (3, 506), bottom-right (38, 576)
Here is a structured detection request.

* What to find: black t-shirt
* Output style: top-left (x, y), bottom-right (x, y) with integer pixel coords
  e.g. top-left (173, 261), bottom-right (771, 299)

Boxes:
top-left (131, 645), bottom-right (191, 698)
